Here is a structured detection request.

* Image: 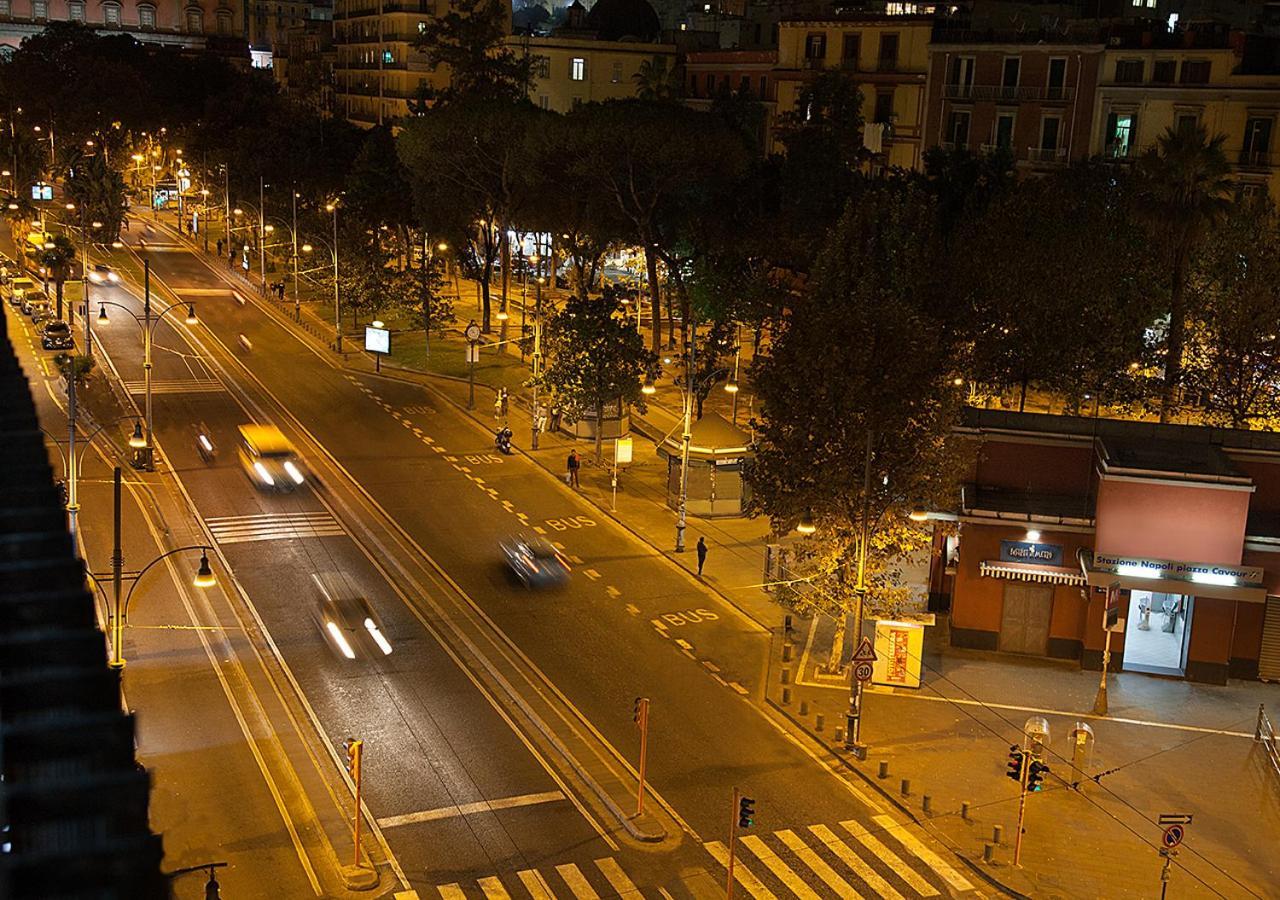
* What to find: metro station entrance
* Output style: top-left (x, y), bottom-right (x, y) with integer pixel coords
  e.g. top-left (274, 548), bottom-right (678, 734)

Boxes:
top-left (1123, 590), bottom-right (1194, 676)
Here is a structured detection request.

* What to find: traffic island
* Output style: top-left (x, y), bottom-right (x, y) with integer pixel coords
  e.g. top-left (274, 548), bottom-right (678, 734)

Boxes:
top-left (340, 863), bottom-right (379, 891)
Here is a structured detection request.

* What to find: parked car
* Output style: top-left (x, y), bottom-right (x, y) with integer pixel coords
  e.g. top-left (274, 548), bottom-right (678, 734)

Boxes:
top-left (6, 276), bottom-right (36, 307)
top-left (40, 320), bottom-right (74, 351)
top-left (25, 296), bottom-right (51, 322)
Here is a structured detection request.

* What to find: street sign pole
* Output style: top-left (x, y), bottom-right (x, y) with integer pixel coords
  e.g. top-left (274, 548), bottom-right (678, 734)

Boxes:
top-left (846, 636), bottom-right (876, 758)
top-left (725, 787), bottom-right (739, 900)
top-left (1093, 581), bottom-right (1120, 716)
top-left (465, 321), bottom-right (481, 410)
top-left (634, 697), bottom-right (650, 817)
top-left (1013, 749), bottom-right (1030, 866)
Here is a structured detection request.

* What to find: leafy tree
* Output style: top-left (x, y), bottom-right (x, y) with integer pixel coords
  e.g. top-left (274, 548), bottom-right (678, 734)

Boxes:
top-left (922, 144), bottom-right (1015, 237)
top-left (64, 149), bottom-right (127, 240)
top-left (391, 251), bottom-right (453, 357)
top-left (538, 286), bottom-right (659, 462)
top-left (1181, 198), bottom-right (1280, 427)
top-left (38, 233), bottom-right (77, 319)
top-left (749, 184), bottom-right (964, 671)
top-left (415, 0), bottom-right (532, 104)
top-left (1134, 124), bottom-right (1233, 421)
top-left (632, 56), bottom-right (679, 102)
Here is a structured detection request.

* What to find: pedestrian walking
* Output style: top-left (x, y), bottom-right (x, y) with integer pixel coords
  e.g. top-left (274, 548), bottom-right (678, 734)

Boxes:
top-left (500, 387), bottom-right (509, 418)
top-left (567, 449), bottom-right (580, 488)
top-left (696, 537), bottom-right (708, 576)
top-left (216, 238), bottom-right (224, 258)
top-left (549, 406), bottom-right (563, 432)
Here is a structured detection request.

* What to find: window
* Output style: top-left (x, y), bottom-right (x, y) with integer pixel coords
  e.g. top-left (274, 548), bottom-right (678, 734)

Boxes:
top-left (841, 33), bottom-right (859, 69)
top-left (103, 2), bottom-right (120, 24)
top-left (948, 56), bottom-right (975, 97)
top-left (946, 110), bottom-right (970, 148)
top-left (539, 95), bottom-right (549, 110)
top-left (994, 112), bottom-right (1015, 149)
top-left (69, 0), bottom-right (84, 18)
top-left (1242, 116), bottom-right (1272, 165)
top-left (570, 57), bottom-right (585, 81)
top-left (739, 75), bottom-right (749, 95)
top-left (706, 73), bottom-right (715, 93)
top-left (1001, 56), bottom-right (1020, 98)
top-left (1175, 112), bottom-right (1199, 134)
top-left (878, 34), bottom-right (899, 72)
top-left (31, 0), bottom-right (46, 17)
top-left (216, 9), bottom-right (231, 32)
top-left (0, 0), bottom-right (10, 14)
top-left (611, 62), bottom-right (622, 84)
top-left (1039, 115), bottom-right (1061, 151)
top-left (1152, 60), bottom-right (1176, 83)
top-left (874, 91), bottom-right (893, 124)
top-left (1047, 57), bottom-right (1067, 99)
top-left (535, 55), bottom-right (550, 79)
top-left (804, 33), bottom-right (826, 61)
top-left (1180, 60), bottom-right (1210, 84)
top-left (138, 3), bottom-right (155, 26)
top-left (1115, 59), bottom-right (1144, 84)
top-left (184, 7), bottom-right (201, 30)
top-left (382, 49), bottom-right (393, 64)
top-left (1105, 112), bottom-right (1136, 158)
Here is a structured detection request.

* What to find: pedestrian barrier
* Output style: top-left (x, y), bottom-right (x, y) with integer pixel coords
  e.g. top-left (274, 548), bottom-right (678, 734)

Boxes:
top-left (1257, 704), bottom-right (1280, 780)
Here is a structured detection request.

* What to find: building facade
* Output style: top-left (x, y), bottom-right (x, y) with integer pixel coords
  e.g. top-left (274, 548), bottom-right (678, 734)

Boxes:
top-left (522, 34), bottom-right (676, 113)
top-left (940, 409), bottom-right (1280, 685)
top-left (0, 0), bottom-right (242, 50)
top-left (773, 14), bottom-right (933, 168)
top-left (331, 0), bottom-right (448, 125)
top-left (924, 32), bottom-right (1103, 167)
top-left (684, 48), bottom-right (776, 147)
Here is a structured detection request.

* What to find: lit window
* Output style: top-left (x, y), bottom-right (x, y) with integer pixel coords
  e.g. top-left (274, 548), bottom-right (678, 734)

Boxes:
top-left (383, 49), bottom-right (394, 63)
top-left (31, 0), bottom-right (46, 17)
top-left (0, 0), bottom-right (10, 14)
top-left (571, 57), bottom-right (585, 81)
top-left (611, 62), bottom-right (622, 83)
top-left (185, 8), bottom-right (202, 31)
top-left (138, 4), bottom-right (155, 26)
top-left (1105, 112), bottom-right (1136, 158)
top-left (103, 2), bottom-right (121, 24)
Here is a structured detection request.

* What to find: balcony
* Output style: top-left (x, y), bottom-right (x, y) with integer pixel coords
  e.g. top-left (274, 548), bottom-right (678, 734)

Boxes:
top-left (802, 57), bottom-right (825, 70)
top-left (1026, 147), bottom-right (1068, 164)
top-left (1102, 143), bottom-right (1135, 161)
top-left (840, 58), bottom-right (859, 72)
top-left (1238, 148), bottom-right (1274, 169)
top-left (942, 84), bottom-right (1075, 102)
top-left (876, 58), bottom-right (898, 73)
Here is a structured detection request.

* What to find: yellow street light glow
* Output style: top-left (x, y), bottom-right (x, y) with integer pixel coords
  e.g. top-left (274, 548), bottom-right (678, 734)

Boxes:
top-left (496, 309), bottom-right (510, 321)
top-left (641, 380), bottom-right (656, 395)
top-left (325, 203), bottom-right (335, 212)
top-left (7, 203), bottom-right (17, 210)
top-left (64, 203), bottom-right (75, 210)
top-left (724, 380), bottom-right (739, 394)
top-left (98, 304), bottom-right (108, 322)
top-left (131, 154), bottom-right (144, 162)
top-left (302, 243), bottom-right (313, 252)
top-left (91, 221), bottom-right (103, 228)
top-left (193, 552), bottom-right (217, 589)
top-left (2, 169), bottom-right (10, 175)
top-left (185, 305), bottom-right (198, 325)
top-left (128, 421), bottom-right (146, 449)
top-left (796, 511), bottom-right (817, 535)
top-left (264, 224), bottom-right (274, 233)
top-left (42, 241), bottom-right (54, 249)
top-left (437, 242), bottom-right (448, 251)
top-left (111, 240), bottom-right (123, 249)
top-left (372, 320), bottom-right (384, 328)
top-left (909, 503), bottom-right (929, 522)
top-left (233, 208), bottom-right (244, 216)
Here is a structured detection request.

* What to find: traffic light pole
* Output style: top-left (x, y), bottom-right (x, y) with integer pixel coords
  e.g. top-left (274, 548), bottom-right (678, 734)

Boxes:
top-left (1014, 748), bottom-right (1030, 866)
top-left (634, 697), bottom-right (650, 817)
top-left (726, 787), bottom-right (740, 900)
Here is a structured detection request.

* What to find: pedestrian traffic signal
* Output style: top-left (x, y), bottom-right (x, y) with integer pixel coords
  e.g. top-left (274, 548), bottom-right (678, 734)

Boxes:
top-left (633, 697), bottom-right (648, 728)
top-left (205, 873), bottom-right (221, 900)
top-left (1006, 745), bottom-right (1024, 782)
top-left (738, 796), bottom-right (755, 829)
top-left (343, 737), bottom-right (363, 777)
top-left (1027, 760), bottom-right (1049, 792)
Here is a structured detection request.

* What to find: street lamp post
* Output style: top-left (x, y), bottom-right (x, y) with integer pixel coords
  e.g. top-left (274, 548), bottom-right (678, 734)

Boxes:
top-left (54, 396), bottom-right (146, 556)
top-left (98, 268), bottom-right (198, 472)
top-left (531, 271), bottom-right (544, 450)
top-left (258, 176), bottom-right (267, 293)
top-left (328, 202), bottom-right (341, 351)
top-left (291, 191), bottom-right (300, 321)
top-left (674, 316), bottom-right (696, 553)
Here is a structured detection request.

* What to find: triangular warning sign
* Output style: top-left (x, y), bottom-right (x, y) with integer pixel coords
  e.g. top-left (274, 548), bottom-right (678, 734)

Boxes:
top-left (851, 636), bottom-right (877, 663)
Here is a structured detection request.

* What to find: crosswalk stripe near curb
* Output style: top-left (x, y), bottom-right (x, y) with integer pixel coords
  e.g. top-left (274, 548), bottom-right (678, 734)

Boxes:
top-left (871, 815), bottom-right (974, 893)
top-left (808, 824), bottom-right (906, 900)
top-left (703, 841), bottom-right (777, 900)
top-left (593, 857), bottom-right (643, 898)
top-left (839, 821), bottom-right (941, 897)
top-left (777, 829), bottom-right (866, 900)
top-left (555, 863), bottom-right (601, 899)
top-left (477, 875), bottom-right (512, 899)
top-left (739, 835), bottom-right (823, 900)
top-left (436, 885), bottom-right (466, 899)
top-left (517, 868), bottom-right (558, 899)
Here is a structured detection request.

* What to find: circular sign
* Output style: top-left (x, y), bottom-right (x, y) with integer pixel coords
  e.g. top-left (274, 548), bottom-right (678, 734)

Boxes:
top-left (465, 322), bottom-right (481, 342)
top-left (853, 662), bottom-right (874, 683)
top-left (1162, 824), bottom-right (1184, 848)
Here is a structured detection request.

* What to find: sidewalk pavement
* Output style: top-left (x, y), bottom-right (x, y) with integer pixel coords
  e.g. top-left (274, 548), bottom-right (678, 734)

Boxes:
top-left (170, 227), bottom-right (1280, 899)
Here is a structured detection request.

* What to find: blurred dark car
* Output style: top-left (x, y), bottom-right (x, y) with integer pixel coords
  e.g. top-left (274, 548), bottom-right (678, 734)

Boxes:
top-left (501, 534), bottom-right (571, 588)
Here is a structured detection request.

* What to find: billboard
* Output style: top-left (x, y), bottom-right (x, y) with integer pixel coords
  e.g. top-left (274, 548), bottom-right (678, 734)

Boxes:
top-left (365, 326), bottom-right (390, 355)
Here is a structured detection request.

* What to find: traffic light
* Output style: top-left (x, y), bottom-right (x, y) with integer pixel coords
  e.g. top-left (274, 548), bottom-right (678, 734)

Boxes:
top-left (633, 697), bottom-right (648, 728)
top-left (1006, 745), bottom-right (1024, 782)
top-left (738, 796), bottom-right (755, 829)
top-left (1027, 760), bottom-right (1049, 792)
top-left (343, 737), bottom-right (363, 777)
top-left (204, 873), bottom-right (221, 900)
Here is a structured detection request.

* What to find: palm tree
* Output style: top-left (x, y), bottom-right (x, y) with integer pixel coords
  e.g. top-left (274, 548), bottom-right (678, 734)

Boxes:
top-left (1134, 124), bottom-right (1233, 421)
top-left (38, 233), bottom-right (77, 320)
top-left (632, 56), bottom-right (679, 102)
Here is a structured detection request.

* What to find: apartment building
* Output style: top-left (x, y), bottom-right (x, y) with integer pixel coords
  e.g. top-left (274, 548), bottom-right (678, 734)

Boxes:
top-left (1091, 30), bottom-right (1280, 197)
top-left (332, 0), bottom-right (452, 125)
top-left (773, 13), bottom-right (933, 168)
top-left (523, 35), bottom-right (677, 113)
top-left (924, 30), bottom-right (1104, 167)
top-left (684, 48), bottom-right (776, 145)
top-left (0, 0), bottom-right (242, 50)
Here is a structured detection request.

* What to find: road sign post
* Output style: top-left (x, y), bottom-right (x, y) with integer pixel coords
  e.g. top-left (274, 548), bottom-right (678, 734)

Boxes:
top-left (726, 788), bottom-right (740, 900)
top-left (633, 697), bottom-right (650, 817)
top-left (846, 636), bottom-right (876, 758)
top-left (1156, 811), bottom-right (1191, 896)
top-left (465, 320), bottom-right (481, 410)
top-left (1093, 581), bottom-right (1121, 716)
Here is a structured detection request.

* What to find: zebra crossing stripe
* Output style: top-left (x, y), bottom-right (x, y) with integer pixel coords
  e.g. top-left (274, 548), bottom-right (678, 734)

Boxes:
top-left (776, 829), bottom-right (865, 900)
top-left (871, 815), bottom-right (973, 893)
top-left (516, 869), bottom-right (556, 900)
top-left (840, 821), bottom-right (939, 897)
top-left (740, 834), bottom-right (821, 900)
top-left (703, 842), bottom-right (777, 900)
top-left (476, 876), bottom-right (511, 899)
top-left (593, 858), bottom-right (643, 898)
top-left (205, 511), bottom-right (345, 544)
top-left (555, 863), bottom-right (600, 899)
top-left (435, 885), bottom-right (466, 899)
top-left (123, 379), bottom-right (223, 394)
top-left (808, 825), bottom-right (905, 900)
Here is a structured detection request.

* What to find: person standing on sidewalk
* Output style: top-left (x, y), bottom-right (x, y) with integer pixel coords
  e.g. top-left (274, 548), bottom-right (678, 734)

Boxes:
top-left (216, 238), bottom-right (223, 258)
top-left (696, 537), bottom-right (708, 576)
top-left (567, 449), bottom-right (580, 488)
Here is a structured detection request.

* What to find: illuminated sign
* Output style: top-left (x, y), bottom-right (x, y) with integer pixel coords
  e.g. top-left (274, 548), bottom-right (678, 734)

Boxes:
top-left (365, 326), bottom-right (390, 355)
top-left (1091, 553), bottom-right (1264, 588)
top-left (1000, 540), bottom-right (1063, 567)
top-left (30, 183), bottom-right (52, 201)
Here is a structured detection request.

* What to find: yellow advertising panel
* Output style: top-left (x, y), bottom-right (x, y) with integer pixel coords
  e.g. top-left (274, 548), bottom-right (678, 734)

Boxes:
top-left (871, 620), bottom-right (925, 689)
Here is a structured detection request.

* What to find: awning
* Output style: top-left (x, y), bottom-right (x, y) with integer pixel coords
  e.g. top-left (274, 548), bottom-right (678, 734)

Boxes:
top-left (1079, 550), bottom-right (1267, 603)
top-left (980, 560), bottom-right (1086, 586)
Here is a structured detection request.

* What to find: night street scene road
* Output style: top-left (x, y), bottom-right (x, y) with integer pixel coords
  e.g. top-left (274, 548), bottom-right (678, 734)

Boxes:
top-left (5, 3), bottom-right (1280, 899)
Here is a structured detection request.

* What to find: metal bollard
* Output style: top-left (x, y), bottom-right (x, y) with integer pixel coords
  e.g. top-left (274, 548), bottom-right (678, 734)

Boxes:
top-left (878, 761), bottom-right (890, 779)
top-left (799, 700), bottom-right (810, 716)
top-left (993, 825), bottom-right (1004, 845)
top-left (922, 795), bottom-right (932, 815)
top-left (983, 843), bottom-right (995, 864)
top-left (784, 614), bottom-right (794, 634)
top-left (816, 714), bottom-right (825, 731)
top-left (900, 779), bottom-right (910, 796)
top-left (781, 687), bottom-right (791, 705)
top-left (782, 643), bottom-right (794, 663)
top-left (781, 669), bottom-right (791, 685)
top-left (834, 726), bottom-right (845, 743)
top-left (961, 801), bottom-right (971, 821)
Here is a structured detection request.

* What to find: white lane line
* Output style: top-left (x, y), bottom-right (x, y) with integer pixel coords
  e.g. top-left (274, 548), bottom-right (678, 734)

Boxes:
top-left (394, 891), bottom-right (421, 900)
top-left (584, 569), bottom-right (601, 580)
top-left (625, 604), bottom-right (640, 616)
top-left (605, 586), bottom-right (621, 598)
top-left (777, 829), bottom-right (864, 899)
top-left (594, 858), bottom-right (642, 898)
top-left (809, 825), bottom-right (905, 900)
top-left (728, 682), bottom-right (748, 695)
top-left (740, 834), bottom-right (822, 900)
top-left (533, 526), bottom-right (547, 534)
top-left (477, 876), bottom-right (512, 899)
top-left (704, 841), bottom-right (777, 900)
top-left (517, 869), bottom-right (557, 900)
top-left (873, 815), bottom-right (973, 892)
top-left (555, 863), bottom-right (600, 899)
top-left (436, 885), bottom-right (466, 899)
top-left (839, 822), bottom-right (938, 896)
top-left (376, 790), bottom-right (565, 828)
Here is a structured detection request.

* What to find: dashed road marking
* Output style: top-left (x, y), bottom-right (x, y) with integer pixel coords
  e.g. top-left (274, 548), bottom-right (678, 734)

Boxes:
top-left (625, 604), bottom-right (640, 616)
top-left (605, 586), bottom-right (621, 598)
top-left (651, 619), bottom-right (667, 631)
top-left (728, 682), bottom-right (748, 695)
top-left (675, 639), bottom-right (693, 650)
top-left (702, 660), bottom-right (721, 673)
top-left (584, 568), bottom-right (601, 581)
top-left (533, 526), bottom-right (547, 534)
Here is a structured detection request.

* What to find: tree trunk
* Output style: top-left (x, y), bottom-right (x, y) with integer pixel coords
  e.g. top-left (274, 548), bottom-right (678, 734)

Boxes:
top-left (664, 283), bottom-right (677, 350)
top-left (1019, 376), bottom-right (1028, 412)
top-left (1161, 242), bottom-right (1191, 423)
top-left (500, 226), bottom-right (510, 316)
top-left (594, 398), bottom-right (604, 464)
top-left (825, 612), bottom-right (847, 674)
top-left (644, 244), bottom-right (661, 352)
top-left (55, 280), bottom-right (63, 319)
top-left (481, 256), bottom-right (493, 333)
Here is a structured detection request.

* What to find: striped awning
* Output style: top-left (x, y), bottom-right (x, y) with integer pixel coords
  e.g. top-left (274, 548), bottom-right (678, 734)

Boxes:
top-left (980, 560), bottom-right (1086, 586)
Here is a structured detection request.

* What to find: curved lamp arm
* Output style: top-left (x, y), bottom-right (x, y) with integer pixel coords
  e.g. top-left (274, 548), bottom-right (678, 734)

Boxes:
top-left (123, 544), bottom-right (214, 620)
top-left (75, 415), bottom-right (145, 470)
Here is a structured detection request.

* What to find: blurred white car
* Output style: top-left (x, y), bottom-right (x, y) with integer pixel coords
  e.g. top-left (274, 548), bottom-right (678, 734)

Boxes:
top-left (311, 573), bottom-right (392, 659)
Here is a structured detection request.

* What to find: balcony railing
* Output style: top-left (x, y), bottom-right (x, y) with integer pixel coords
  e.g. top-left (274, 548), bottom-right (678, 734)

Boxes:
top-left (943, 83), bottom-right (1076, 101)
top-left (802, 56), bottom-right (825, 70)
top-left (876, 58), bottom-right (898, 73)
top-left (1103, 143), bottom-right (1135, 161)
top-left (840, 58), bottom-right (860, 72)
top-left (1238, 148), bottom-right (1275, 169)
top-left (1026, 146), bottom-right (1068, 164)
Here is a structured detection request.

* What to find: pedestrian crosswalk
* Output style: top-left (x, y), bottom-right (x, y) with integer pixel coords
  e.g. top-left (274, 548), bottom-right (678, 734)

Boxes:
top-left (422, 857), bottom-right (641, 899)
top-left (123, 378), bottom-right (224, 395)
top-left (205, 510), bottom-right (345, 544)
top-left (703, 817), bottom-right (975, 899)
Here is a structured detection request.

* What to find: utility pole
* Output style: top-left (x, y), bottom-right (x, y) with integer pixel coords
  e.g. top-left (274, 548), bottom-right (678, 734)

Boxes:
top-left (223, 165), bottom-right (230, 260)
top-left (633, 697), bottom-right (650, 817)
top-left (675, 316), bottom-right (695, 553)
top-left (66, 354), bottom-right (79, 552)
top-left (258, 176), bottom-right (266, 293)
top-left (291, 189), bottom-right (300, 321)
top-left (343, 737), bottom-right (365, 866)
top-left (80, 211), bottom-right (93, 358)
top-left (110, 466), bottom-right (124, 669)
top-left (844, 430), bottom-right (873, 754)
top-left (1093, 581), bottom-right (1120, 716)
top-left (142, 261), bottom-right (154, 471)
top-left (726, 787), bottom-right (740, 900)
